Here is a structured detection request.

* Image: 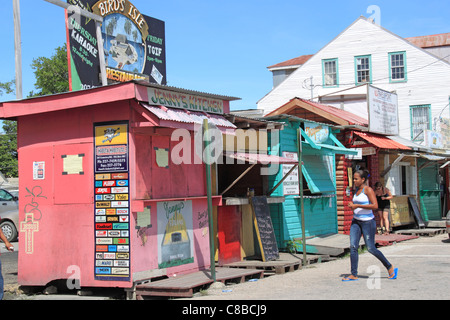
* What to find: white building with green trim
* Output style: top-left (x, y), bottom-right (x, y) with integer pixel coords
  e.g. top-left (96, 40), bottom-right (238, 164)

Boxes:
top-left (258, 17), bottom-right (450, 145)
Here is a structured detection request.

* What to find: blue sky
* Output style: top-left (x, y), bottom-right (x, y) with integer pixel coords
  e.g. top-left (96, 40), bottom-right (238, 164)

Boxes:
top-left (0, 0), bottom-right (449, 110)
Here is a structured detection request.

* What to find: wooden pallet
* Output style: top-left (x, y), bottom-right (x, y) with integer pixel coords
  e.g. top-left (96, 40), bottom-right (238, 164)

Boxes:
top-left (375, 234), bottom-right (418, 246)
top-left (223, 259), bottom-right (302, 275)
top-left (394, 228), bottom-right (446, 237)
top-left (135, 267), bottom-right (264, 299)
top-left (221, 253), bottom-right (330, 275)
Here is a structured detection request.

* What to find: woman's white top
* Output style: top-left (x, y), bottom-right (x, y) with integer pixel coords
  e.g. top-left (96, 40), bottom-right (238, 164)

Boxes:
top-left (353, 187), bottom-right (374, 221)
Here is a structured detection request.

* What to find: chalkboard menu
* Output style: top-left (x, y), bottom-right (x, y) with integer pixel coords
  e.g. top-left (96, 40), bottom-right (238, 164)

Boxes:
top-left (250, 196), bottom-right (279, 262)
top-left (408, 197), bottom-right (426, 228)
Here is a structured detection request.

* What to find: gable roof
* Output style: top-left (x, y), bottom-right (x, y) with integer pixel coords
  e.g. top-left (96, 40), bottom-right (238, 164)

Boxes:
top-left (258, 16), bottom-right (450, 106)
top-left (267, 54), bottom-right (313, 70)
top-left (267, 19), bottom-right (450, 70)
top-left (265, 97), bottom-right (368, 127)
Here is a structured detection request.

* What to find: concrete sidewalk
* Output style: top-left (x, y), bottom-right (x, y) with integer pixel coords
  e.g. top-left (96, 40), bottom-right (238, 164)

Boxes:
top-left (188, 233), bottom-right (450, 300)
top-left (3, 233), bottom-right (449, 300)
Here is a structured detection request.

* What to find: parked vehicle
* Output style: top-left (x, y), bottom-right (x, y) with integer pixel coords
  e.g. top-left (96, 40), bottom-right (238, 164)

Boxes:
top-left (0, 188), bottom-right (19, 242)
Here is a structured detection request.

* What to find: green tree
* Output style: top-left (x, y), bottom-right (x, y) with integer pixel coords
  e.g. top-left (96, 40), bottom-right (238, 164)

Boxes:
top-left (0, 80), bottom-right (14, 96)
top-left (0, 81), bottom-right (16, 177)
top-left (0, 45), bottom-right (69, 177)
top-left (0, 121), bottom-right (18, 178)
top-left (28, 45), bottom-right (69, 97)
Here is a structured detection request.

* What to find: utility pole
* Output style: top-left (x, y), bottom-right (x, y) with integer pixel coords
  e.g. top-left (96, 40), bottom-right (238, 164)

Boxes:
top-left (13, 0), bottom-right (22, 99)
top-left (43, 0), bottom-right (108, 86)
top-left (203, 119), bottom-right (216, 282)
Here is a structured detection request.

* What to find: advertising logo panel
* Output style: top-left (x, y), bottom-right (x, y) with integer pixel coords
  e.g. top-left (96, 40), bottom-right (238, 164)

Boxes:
top-left (94, 121), bottom-right (130, 282)
top-left (66, 0), bottom-right (166, 91)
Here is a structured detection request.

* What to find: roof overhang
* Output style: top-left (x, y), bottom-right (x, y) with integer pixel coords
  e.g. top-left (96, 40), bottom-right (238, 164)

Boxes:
top-left (0, 80), bottom-right (240, 120)
top-left (352, 131), bottom-right (410, 150)
top-left (134, 103), bottom-right (237, 133)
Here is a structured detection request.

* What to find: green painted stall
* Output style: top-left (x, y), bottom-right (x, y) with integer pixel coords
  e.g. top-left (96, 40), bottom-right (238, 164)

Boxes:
top-left (266, 116), bottom-right (357, 251)
top-left (418, 158), bottom-right (442, 222)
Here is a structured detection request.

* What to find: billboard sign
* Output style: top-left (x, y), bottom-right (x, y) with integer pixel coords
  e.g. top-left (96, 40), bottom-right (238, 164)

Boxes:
top-left (367, 85), bottom-right (399, 136)
top-left (66, 0), bottom-right (166, 91)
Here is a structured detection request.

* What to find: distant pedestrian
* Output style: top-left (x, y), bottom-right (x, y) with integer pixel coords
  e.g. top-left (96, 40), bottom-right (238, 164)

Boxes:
top-left (374, 182), bottom-right (393, 235)
top-left (0, 228), bottom-right (14, 300)
top-left (342, 169), bottom-right (398, 281)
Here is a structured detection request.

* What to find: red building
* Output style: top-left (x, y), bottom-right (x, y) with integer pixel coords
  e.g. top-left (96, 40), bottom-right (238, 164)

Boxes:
top-left (0, 81), bottom-right (238, 288)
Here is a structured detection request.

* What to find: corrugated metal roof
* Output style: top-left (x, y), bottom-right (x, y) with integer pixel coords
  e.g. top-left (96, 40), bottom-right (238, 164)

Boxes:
top-left (353, 131), bottom-right (410, 150)
top-left (267, 54), bottom-right (314, 70)
top-left (225, 152), bottom-right (299, 164)
top-left (141, 103), bottom-right (237, 129)
top-left (134, 80), bottom-right (241, 101)
top-left (406, 33), bottom-right (450, 48)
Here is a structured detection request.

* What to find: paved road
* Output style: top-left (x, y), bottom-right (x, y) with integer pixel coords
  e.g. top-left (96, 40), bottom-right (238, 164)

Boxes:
top-left (190, 233), bottom-right (450, 300)
top-left (1, 241), bottom-right (18, 286)
top-left (2, 233), bottom-right (450, 300)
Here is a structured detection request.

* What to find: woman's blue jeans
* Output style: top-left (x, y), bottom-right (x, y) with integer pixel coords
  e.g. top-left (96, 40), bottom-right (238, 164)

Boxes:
top-left (350, 218), bottom-right (392, 277)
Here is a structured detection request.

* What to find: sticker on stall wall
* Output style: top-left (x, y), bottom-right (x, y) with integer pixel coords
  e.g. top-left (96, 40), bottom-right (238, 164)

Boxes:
top-left (111, 173), bottom-right (128, 179)
top-left (115, 194), bottom-right (129, 201)
top-left (95, 267), bottom-right (111, 274)
top-left (104, 253), bottom-right (116, 259)
top-left (111, 268), bottom-right (129, 275)
top-left (107, 216), bottom-right (119, 222)
top-left (96, 174), bottom-right (111, 180)
top-left (33, 161), bottom-right (45, 180)
top-left (116, 180), bottom-right (129, 186)
top-left (111, 187), bottom-right (128, 194)
top-left (114, 260), bottom-right (130, 267)
top-left (116, 253), bottom-right (129, 259)
top-left (96, 231), bottom-right (108, 237)
top-left (111, 201), bottom-right (129, 208)
top-left (96, 202), bottom-right (111, 208)
top-left (96, 216), bottom-right (107, 223)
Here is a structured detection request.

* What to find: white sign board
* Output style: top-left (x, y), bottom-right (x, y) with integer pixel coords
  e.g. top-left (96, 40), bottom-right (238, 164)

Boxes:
top-left (367, 85), bottom-right (399, 136)
top-left (282, 152), bottom-right (299, 195)
top-left (425, 130), bottom-right (444, 149)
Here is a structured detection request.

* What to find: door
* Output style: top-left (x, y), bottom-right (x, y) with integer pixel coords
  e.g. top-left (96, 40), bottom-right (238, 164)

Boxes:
top-left (418, 159), bottom-right (441, 221)
top-left (217, 206), bottom-right (242, 265)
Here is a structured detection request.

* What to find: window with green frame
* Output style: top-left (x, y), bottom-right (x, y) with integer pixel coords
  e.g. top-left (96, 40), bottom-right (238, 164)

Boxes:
top-left (410, 105), bottom-right (431, 141)
top-left (389, 52), bottom-right (407, 82)
top-left (322, 58), bottom-right (339, 87)
top-left (355, 55), bottom-right (372, 84)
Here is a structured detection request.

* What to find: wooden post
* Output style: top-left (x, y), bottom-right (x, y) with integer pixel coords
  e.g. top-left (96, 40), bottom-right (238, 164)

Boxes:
top-left (203, 119), bottom-right (216, 282)
top-left (297, 128), bottom-right (307, 266)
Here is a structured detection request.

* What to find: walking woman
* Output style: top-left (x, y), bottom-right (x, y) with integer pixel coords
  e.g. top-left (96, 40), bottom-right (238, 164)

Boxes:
top-left (375, 182), bottom-right (393, 235)
top-left (342, 170), bottom-right (398, 281)
top-left (0, 228), bottom-right (14, 300)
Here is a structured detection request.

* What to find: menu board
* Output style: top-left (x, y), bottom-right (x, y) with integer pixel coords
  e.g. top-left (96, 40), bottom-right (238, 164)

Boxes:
top-left (94, 122), bottom-right (130, 281)
top-left (250, 196), bottom-right (279, 262)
